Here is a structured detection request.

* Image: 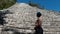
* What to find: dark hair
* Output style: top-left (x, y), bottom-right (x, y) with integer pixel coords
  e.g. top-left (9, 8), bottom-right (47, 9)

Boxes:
top-left (36, 12), bottom-right (42, 17)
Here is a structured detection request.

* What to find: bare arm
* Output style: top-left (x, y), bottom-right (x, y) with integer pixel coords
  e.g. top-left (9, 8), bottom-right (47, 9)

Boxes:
top-left (39, 20), bottom-right (42, 26)
top-left (39, 17), bottom-right (42, 26)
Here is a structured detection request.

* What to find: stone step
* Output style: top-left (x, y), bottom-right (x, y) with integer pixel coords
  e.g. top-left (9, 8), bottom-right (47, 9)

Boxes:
top-left (43, 32), bottom-right (60, 34)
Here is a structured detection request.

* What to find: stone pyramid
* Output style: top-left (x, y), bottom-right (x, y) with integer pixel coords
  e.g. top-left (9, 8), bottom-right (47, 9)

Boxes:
top-left (1, 3), bottom-right (60, 34)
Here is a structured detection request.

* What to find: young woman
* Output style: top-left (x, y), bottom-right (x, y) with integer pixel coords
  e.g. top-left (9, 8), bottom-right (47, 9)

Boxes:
top-left (34, 12), bottom-right (43, 34)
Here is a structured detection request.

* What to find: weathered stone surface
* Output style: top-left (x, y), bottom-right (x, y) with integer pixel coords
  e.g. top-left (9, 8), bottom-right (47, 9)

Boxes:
top-left (0, 3), bottom-right (60, 34)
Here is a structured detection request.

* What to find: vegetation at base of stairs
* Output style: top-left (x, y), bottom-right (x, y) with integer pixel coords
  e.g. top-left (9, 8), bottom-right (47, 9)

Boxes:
top-left (0, 0), bottom-right (16, 10)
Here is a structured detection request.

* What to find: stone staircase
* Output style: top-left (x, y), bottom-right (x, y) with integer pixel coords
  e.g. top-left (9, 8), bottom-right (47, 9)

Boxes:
top-left (0, 3), bottom-right (60, 34)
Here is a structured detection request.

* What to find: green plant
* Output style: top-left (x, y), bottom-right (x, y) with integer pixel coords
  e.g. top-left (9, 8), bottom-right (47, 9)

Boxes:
top-left (0, 0), bottom-right (16, 10)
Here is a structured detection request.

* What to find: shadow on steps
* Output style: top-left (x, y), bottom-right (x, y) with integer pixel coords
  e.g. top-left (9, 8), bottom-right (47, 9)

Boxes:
top-left (0, 10), bottom-right (13, 25)
top-left (1, 26), bottom-right (34, 34)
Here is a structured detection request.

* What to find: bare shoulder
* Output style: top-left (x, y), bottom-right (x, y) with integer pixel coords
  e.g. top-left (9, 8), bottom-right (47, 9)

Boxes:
top-left (40, 16), bottom-right (42, 22)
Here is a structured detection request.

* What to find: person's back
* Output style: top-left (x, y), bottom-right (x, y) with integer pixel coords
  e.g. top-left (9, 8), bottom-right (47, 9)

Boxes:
top-left (34, 12), bottom-right (43, 34)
